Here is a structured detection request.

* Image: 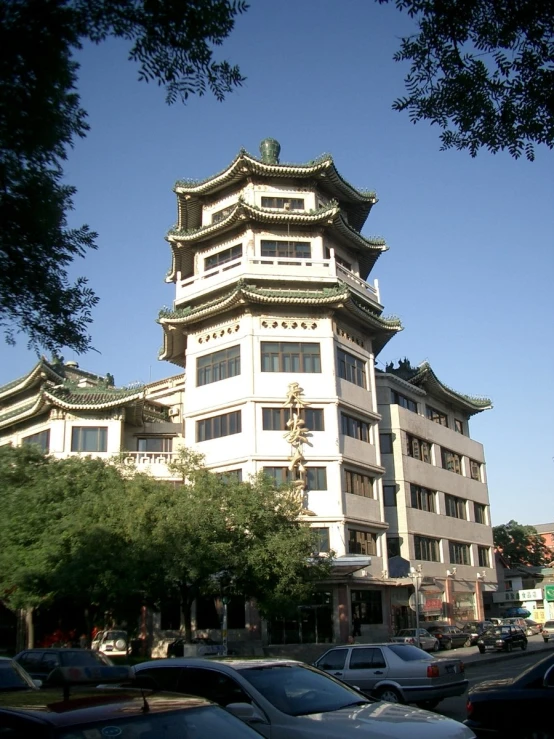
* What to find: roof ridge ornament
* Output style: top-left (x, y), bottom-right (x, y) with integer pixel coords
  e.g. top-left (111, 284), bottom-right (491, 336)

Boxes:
top-left (259, 137), bottom-right (281, 164)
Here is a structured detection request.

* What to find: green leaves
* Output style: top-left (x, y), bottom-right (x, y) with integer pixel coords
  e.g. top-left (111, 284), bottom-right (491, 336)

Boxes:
top-left (493, 519), bottom-right (553, 567)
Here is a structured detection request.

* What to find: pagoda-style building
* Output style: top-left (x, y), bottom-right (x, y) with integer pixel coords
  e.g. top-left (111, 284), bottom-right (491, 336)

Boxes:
top-left (159, 139), bottom-right (403, 642)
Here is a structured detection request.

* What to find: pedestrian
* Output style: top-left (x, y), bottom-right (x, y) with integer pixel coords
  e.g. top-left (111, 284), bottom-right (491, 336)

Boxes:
top-left (79, 633), bottom-right (87, 649)
top-left (352, 614), bottom-right (362, 637)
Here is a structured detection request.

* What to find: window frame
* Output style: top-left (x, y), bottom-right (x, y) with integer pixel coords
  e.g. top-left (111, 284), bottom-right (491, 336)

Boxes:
top-left (469, 459), bottom-right (481, 481)
top-left (474, 503), bottom-right (487, 525)
top-left (71, 426), bottom-right (108, 453)
top-left (22, 429), bottom-right (50, 452)
top-left (414, 535), bottom-right (441, 562)
top-left (406, 433), bottom-right (432, 463)
top-left (261, 196), bottom-right (304, 210)
top-left (351, 590), bottom-right (383, 625)
top-left (454, 418), bottom-right (465, 434)
top-left (348, 529), bottom-right (377, 556)
top-left (337, 348), bottom-right (366, 388)
top-left (262, 466), bottom-right (327, 490)
top-left (197, 345), bottom-right (241, 387)
top-left (449, 540), bottom-right (471, 566)
top-left (137, 437), bottom-right (173, 453)
top-left (387, 537), bottom-right (401, 558)
top-left (426, 405), bottom-right (449, 427)
top-left (410, 484), bottom-right (435, 513)
top-left (260, 342), bottom-right (321, 373)
top-left (341, 413), bottom-right (371, 443)
top-left (441, 447), bottom-right (462, 474)
top-left (204, 243), bottom-right (242, 271)
top-left (262, 407), bottom-right (324, 431)
top-left (383, 485), bottom-right (397, 507)
top-left (196, 411), bottom-right (242, 442)
top-left (210, 204), bottom-right (235, 224)
top-left (478, 546), bottom-right (490, 568)
top-left (313, 527), bottom-right (330, 553)
top-left (445, 493), bottom-right (467, 520)
top-left (391, 390), bottom-right (418, 413)
top-left (345, 469), bottom-right (374, 498)
top-left (260, 240), bottom-right (311, 259)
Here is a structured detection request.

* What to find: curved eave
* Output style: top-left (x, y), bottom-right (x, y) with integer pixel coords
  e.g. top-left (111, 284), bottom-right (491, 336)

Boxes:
top-left (0, 395), bottom-right (51, 430)
top-left (409, 363), bottom-right (492, 415)
top-left (43, 389), bottom-right (145, 411)
top-left (0, 361), bottom-right (64, 402)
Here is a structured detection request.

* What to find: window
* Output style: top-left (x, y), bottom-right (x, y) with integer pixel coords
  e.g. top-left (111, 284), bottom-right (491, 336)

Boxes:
top-left (449, 540), bottom-right (471, 565)
top-left (313, 527), bottom-right (330, 553)
top-left (469, 459), bottom-right (481, 481)
top-left (197, 345), bottom-right (240, 386)
top-left (261, 342), bottom-right (321, 373)
top-left (263, 466), bottom-right (327, 490)
top-left (345, 470), bottom-right (373, 498)
top-left (351, 590), bottom-right (383, 624)
top-left (263, 467), bottom-right (292, 486)
top-left (445, 494), bottom-right (467, 519)
top-left (380, 433), bottom-right (393, 454)
top-left (391, 390), bottom-right (417, 413)
top-left (216, 469), bottom-right (243, 483)
top-left (454, 418), bottom-right (465, 434)
top-left (22, 429), bottom-right (50, 452)
top-left (196, 411), bottom-right (241, 442)
top-left (71, 427), bottom-right (107, 452)
top-left (261, 240), bottom-right (311, 259)
top-left (204, 244), bottom-right (242, 270)
top-left (337, 349), bottom-right (366, 388)
top-left (137, 437), bottom-right (172, 453)
top-left (261, 196), bottom-right (304, 210)
top-left (349, 647), bottom-right (386, 669)
top-left (317, 649), bottom-right (348, 671)
top-left (441, 448), bottom-right (462, 474)
top-left (478, 546), bottom-right (490, 568)
top-left (406, 434), bottom-right (431, 463)
top-left (341, 413), bottom-right (370, 442)
top-left (383, 485), bottom-right (397, 507)
top-left (211, 204), bottom-right (235, 224)
top-left (474, 503), bottom-right (487, 524)
top-left (414, 535), bottom-right (440, 562)
top-left (426, 405), bottom-right (448, 426)
top-left (348, 529), bottom-right (377, 556)
top-left (387, 537), bottom-right (401, 558)
top-left (262, 407), bottom-right (324, 431)
top-left (410, 484), bottom-right (435, 512)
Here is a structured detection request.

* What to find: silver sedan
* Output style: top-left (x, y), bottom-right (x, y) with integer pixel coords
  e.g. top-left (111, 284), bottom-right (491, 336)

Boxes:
top-left (390, 629), bottom-right (440, 652)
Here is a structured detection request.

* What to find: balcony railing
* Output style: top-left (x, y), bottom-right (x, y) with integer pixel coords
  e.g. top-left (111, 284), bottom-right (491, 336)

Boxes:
top-left (176, 253), bottom-right (380, 305)
top-left (122, 451), bottom-right (175, 474)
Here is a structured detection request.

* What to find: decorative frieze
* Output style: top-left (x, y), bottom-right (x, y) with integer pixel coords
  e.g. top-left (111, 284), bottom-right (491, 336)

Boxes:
top-left (261, 318), bottom-right (318, 331)
top-left (335, 323), bottom-right (366, 349)
top-left (197, 323), bottom-right (241, 345)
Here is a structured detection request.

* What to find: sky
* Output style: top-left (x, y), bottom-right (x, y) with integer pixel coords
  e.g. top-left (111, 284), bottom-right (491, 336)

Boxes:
top-left (2, 0), bottom-right (553, 526)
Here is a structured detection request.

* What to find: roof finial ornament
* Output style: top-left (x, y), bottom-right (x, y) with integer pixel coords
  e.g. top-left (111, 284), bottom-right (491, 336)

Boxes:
top-left (259, 137), bottom-right (281, 164)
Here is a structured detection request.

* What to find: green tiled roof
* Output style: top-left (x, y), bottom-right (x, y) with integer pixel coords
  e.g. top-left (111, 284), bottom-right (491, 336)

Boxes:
top-left (0, 360), bottom-right (64, 400)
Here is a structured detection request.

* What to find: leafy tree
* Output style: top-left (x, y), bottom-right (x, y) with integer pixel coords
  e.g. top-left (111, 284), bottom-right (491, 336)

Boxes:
top-left (493, 519), bottom-right (553, 566)
top-left (380, 0), bottom-right (554, 160)
top-left (0, 0), bottom-right (247, 352)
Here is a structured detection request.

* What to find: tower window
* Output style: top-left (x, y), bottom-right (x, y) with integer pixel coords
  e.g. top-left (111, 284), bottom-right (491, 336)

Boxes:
top-left (261, 197), bottom-right (304, 210)
top-left (197, 345), bottom-right (240, 386)
top-left (337, 348), bottom-right (366, 388)
top-left (196, 411), bottom-right (241, 442)
top-left (204, 244), bottom-right (242, 271)
top-left (261, 342), bottom-right (321, 373)
top-left (260, 240), bottom-right (311, 259)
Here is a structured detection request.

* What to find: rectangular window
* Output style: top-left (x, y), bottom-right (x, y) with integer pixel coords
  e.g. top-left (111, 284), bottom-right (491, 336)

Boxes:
top-left (380, 433), bottom-right (393, 454)
top-left (71, 427), bottom-right (107, 453)
top-left (260, 240), bottom-right (311, 259)
top-left (351, 590), bottom-right (383, 625)
top-left (426, 405), bottom-right (448, 427)
top-left (261, 342), bottom-right (321, 373)
top-left (137, 437), bottom-right (173, 453)
top-left (469, 459), bottom-right (481, 481)
top-left (391, 390), bottom-right (417, 413)
top-left (383, 485), bottom-right (397, 507)
top-left (263, 467), bottom-right (292, 486)
top-left (445, 494), bottom-right (467, 519)
top-left (414, 535), bottom-right (440, 562)
top-left (313, 527), bottom-right (330, 553)
top-left (261, 196), bottom-right (304, 210)
top-left (341, 413), bottom-right (370, 442)
top-left (22, 429), bottom-right (50, 452)
top-left (204, 244), bottom-right (242, 270)
top-left (196, 411), bottom-right (241, 442)
top-left (454, 418), bottom-right (465, 434)
top-left (337, 349), bottom-right (366, 388)
top-left (387, 537), bottom-right (401, 558)
top-left (441, 447), bottom-right (462, 474)
top-left (478, 546), bottom-right (490, 568)
top-left (262, 407), bottom-right (324, 431)
top-left (474, 503), bottom-right (487, 524)
top-left (197, 345), bottom-right (240, 386)
top-left (211, 204), bottom-right (235, 224)
top-left (345, 470), bottom-right (373, 498)
top-left (263, 466), bottom-right (327, 490)
top-left (406, 434), bottom-right (431, 463)
top-left (449, 540), bottom-right (471, 566)
top-left (410, 484), bottom-right (435, 512)
top-left (348, 529), bottom-right (377, 556)
top-left (216, 468), bottom-right (243, 483)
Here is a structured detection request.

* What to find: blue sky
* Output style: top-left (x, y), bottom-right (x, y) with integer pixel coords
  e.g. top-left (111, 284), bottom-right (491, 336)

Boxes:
top-left (2, 0), bottom-right (553, 525)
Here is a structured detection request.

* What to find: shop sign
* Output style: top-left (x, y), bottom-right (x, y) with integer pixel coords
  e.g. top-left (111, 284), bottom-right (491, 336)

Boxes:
top-left (545, 585), bottom-right (554, 602)
top-left (424, 597), bottom-right (443, 612)
top-left (492, 588), bottom-right (542, 603)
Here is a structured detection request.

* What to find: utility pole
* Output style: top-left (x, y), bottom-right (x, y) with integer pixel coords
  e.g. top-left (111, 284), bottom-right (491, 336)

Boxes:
top-left (410, 565), bottom-right (423, 648)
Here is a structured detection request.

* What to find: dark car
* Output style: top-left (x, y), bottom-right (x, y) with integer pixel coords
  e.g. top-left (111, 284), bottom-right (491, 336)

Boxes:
top-left (424, 623), bottom-right (470, 650)
top-left (476, 625), bottom-right (527, 653)
top-left (14, 648), bottom-right (112, 683)
top-left (460, 621), bottom-right (493, 646)
top-left (0, 657), bottom-right (40, 692)
top-left (465, 652), bottom-right (554, 738)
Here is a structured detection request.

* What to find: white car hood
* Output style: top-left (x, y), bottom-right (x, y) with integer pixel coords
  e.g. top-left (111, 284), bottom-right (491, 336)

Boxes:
top-left (299, 702), bottom-right (474, 738)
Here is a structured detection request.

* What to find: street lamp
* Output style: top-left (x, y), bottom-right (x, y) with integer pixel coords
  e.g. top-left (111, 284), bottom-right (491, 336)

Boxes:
top-left (409, 565), bottom-right (423, 648)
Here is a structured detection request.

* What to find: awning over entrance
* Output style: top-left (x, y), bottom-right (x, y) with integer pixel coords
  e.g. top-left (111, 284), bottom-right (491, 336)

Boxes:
top-left (330, 556), bottom-right (371, 576)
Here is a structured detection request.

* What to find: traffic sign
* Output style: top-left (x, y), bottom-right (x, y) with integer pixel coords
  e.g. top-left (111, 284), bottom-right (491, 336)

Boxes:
top-left (408, 593), bottom-right (426, 612)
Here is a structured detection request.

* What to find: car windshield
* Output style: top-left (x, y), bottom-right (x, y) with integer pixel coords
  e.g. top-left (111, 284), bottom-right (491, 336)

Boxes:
top-left (0, 661), bottom-right (36, 692)
top-left (238, 664), bottom-right (369, 717)
top-left (60, 651), bottom-right (111, 667)
top-left (488, 627), bottom-right (510, 636)
top-left (104, 631), bottom-right (126, 640)
top-left (396, 629), bottom-right (414, 636)
top-left (387, 645), bottom-right (434, 661)
top-left (58, 704), bottom-right (258, 739)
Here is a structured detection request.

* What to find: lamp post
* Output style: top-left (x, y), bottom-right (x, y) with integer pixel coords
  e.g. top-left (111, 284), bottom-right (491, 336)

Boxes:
top-left (476, 571), bottom-right (486, 622)
top-left (409, 565), bottom-right (423, 648)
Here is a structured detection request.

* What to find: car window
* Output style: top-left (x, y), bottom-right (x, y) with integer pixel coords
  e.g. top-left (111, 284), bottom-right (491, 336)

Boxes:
top-left (136, 666), bottom-right (182, 691)
top-left (17, 652), bottom-right (43, 670)
top-left (317, 649), bottom-right (348, 671)
top-left (387, 645), bottom-right (433, 661)
top-left (419, 630), bottom-right (431, 637)
top-left (41, 652), bottom-right (60, 672)
top-left (348, 648), bottom-right (386, 670)
top-left (179, 667), bottom-right (251, 707)
top-left (397, 629), bottom-right (413, 636)
top-left (0, 661), bottom-right (36, 691)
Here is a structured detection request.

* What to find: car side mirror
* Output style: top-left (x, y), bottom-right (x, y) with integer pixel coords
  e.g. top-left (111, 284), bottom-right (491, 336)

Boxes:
top-left (226, 703), bottom-right (267, 724)
top-left (32, 679), bottom-right (42, 689)
top-left (543, 667), bottom-right (554, 688)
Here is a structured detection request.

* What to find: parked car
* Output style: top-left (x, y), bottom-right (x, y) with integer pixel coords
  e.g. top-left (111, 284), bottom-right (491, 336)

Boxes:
top-left (465, 652), bottom-right (554, 738)
top-left (167, 636), bottom-right (226, 658)
top-left (0, 664), bottom-right (261, 739)
top-left (91, 628), bottom-right (129, 656)
top-left (501, 617), bottom-right (528, 631)
top-left (0, 657), bottom-right (40, 692)
top-left (476, 625), bottom-right (527, 653)
top-left (542, 620), bottom-right (554, 642)
top-left (460, 621), bottom-right (493, 646)
top-left (14, 648), bottom-right (112, 683)
top-left (425, 623), bottom-right (470, 650)
top-left (523, 618), bottom-right (542, 636)
top-left (132, 657), bottom-right (475, 737)
top-left (390, 629), bottom-right (439, 652)
top-left (314, 642), bottom-right (467, 709)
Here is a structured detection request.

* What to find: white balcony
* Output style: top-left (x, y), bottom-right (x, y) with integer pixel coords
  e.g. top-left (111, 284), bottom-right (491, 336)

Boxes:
top-left (175, 255), bottom-right (381, 307)
top-left (122, 451), bottom-right (176, 478)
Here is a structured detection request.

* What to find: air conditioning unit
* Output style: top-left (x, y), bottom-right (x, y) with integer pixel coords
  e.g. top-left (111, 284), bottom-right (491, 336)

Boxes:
top-left (168, 407), bottom-right (180, 418)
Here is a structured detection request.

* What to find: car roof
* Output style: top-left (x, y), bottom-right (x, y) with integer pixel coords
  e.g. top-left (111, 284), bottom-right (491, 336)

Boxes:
top-left (135, 657), bottom-right (305, 672)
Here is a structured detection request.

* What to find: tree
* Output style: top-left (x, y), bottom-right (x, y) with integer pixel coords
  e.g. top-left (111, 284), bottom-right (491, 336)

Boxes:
top-left (0, 0), bottom-right (247, 353)
top-left (380, 0), bottom-right (554, 160)
top-left (493, 519), bottom-right (553, 566)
